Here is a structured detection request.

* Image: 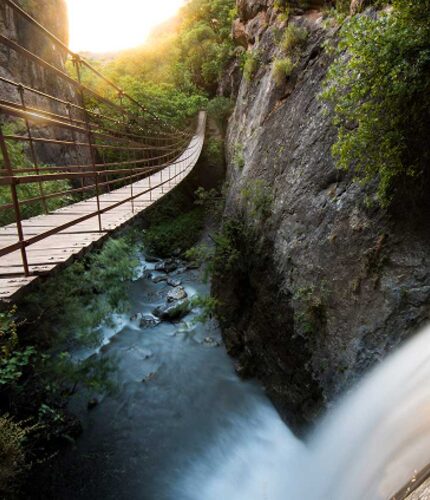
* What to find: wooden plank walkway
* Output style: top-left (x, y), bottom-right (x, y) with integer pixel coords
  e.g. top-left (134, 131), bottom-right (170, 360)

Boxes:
top-left (0, 112), bottom-right (206, 302)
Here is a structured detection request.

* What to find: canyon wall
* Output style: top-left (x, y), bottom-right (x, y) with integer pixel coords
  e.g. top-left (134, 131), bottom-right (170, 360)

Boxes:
top-left (0, 0), bottom-right (88, 166)
top-left (216, 0), bottom-right (430, 429)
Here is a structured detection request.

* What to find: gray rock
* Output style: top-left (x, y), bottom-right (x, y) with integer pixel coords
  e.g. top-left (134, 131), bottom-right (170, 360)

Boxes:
top-left (155, 260), bottom-right (178, 273)
top-left (214, 4), bottom-right (430, 430)
top-left (153, 299), bottom-right (191, 321)
top-left (203, 337), bottom-right (221, 347)
top-left (152, 275), bottom-right (168, 284)
top-left (139, 315), bottom-right (161, 329)
top-left (144, 255), bottom-right (161, 263)
top-left (167, 286), bottom-right (188, 302)
top-left (167, 278), bottom-right (182, 287)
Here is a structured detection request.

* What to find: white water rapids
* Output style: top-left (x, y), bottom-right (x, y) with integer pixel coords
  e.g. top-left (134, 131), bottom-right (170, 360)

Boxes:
top-left (180, 325), bottom-right (430, 500)
top-left (54, 256), bottom-right (430, 500)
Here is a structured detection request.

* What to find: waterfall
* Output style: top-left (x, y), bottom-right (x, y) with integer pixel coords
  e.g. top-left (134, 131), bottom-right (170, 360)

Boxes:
top-left (180, 325), bottom-right (430, 500)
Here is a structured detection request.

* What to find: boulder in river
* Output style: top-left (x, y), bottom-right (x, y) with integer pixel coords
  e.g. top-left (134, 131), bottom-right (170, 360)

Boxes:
top-left (203, 336), bottom-right (221, 347)
top-left (144, 254), bottom-right (160, 263)
top-left (167, 277), bottom-right (182, 287)
top-left (152, 275), bottom-right (168, 284)
top-left (167, 286), bottom-right (188, 302)
top-left (139, 315), bottom-right (161, 329)
top-left (155, 259), bottom-right (178, 273)
top-left (153, 299), bottom-right (191, 321)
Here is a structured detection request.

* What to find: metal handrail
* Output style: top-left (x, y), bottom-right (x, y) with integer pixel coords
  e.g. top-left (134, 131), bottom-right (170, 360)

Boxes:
top-left (0, 1), bottom-right (205, 281)
top-left (3, 0), bottom-right (192, 137)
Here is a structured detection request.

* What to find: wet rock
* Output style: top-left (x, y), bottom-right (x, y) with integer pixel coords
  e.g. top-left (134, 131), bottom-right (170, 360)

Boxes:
top-left (87, 399), bottom-right (99, 410)
top-left (203, 336), bottom-right (221, 347)
top-left (139, 315), bottom-right (161, 329)
top-left (175, 266), bottom-right (188, 275)
top-left (152, 275), bottom-right (168, 284)
top-left (167, 286), bottom-right (188, 302)
top-left (167, 277), bottom-right (182, 287)
top-left (144, 255), bottom-right (160, 263)
top-left (155, 260), bottom-right (178, 273)
top-left (153, 299), bottom-right (191, 321)
top-left (141, 270), bottom-right (152, 280)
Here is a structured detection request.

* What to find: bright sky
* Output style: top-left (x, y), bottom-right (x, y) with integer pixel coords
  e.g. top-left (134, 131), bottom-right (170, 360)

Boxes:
top-left (66, 0), bottom-right (185, 53)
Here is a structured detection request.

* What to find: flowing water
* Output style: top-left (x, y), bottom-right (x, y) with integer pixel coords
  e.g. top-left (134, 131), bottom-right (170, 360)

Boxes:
top-left (53, 256), bottom-right (430, 500)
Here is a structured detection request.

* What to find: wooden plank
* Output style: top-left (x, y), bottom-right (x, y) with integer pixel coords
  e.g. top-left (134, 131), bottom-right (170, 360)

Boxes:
top-left (0, 112), bottom-right (206, 301)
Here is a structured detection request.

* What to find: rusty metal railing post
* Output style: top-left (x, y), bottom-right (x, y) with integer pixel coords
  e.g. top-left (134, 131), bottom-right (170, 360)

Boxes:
top-left (66, 101), bottom-right (85, 196)
top-left (149, 171), bottom-right (152, 202)
top-left (18, 83), bottom-right (48, 213)
top-left (73, 54), bottom-right (102, 232)
top-left (0, 125), bottom-right (30, 276)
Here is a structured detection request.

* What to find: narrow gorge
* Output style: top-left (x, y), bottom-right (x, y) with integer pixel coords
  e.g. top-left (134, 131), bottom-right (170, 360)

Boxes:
top-left (0, 0), bottom-right (430, 499)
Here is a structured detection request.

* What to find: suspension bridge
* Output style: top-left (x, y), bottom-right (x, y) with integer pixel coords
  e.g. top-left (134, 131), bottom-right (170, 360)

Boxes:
top-left (0, 0), bottom-right (206, 302)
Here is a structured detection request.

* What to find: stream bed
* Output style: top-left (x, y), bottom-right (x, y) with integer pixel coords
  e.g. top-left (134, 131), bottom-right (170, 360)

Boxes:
top-left (50, 257), bottom-right (301, 500)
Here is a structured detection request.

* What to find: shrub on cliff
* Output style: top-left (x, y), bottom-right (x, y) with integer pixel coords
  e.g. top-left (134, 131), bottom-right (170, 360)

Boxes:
top-left (272, 57), bottom-right (295, 85)
top-left (323, 0), bottom-right (430, 206)
top-left (280, 23), bottom-right (309, 54)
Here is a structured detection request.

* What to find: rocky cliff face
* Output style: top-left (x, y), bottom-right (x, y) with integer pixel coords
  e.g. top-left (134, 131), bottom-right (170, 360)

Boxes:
top-left (0, 0), bottom-right (88, 166)
top-left (216, 0), bottom-right (430, 429)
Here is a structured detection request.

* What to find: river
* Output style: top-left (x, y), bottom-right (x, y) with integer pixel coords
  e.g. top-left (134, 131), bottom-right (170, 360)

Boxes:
top-left (49, 256), bottom-right (300, 500)
top-left (49, 255), bottom-right (430, 500)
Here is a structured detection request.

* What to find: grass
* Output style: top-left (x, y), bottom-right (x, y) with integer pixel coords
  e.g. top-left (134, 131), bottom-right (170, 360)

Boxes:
top-left (272, 57), bottom-right (295, 86)
top-left (280, 23), bottom-right (309, 54)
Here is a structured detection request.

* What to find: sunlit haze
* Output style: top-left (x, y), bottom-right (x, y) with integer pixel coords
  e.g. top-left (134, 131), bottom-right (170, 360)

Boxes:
top-left (66, 0), bottom-right (185, 53)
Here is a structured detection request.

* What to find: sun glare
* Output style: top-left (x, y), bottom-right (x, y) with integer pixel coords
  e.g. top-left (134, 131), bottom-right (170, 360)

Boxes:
top-left (65, 0), bottom-right (185, 53)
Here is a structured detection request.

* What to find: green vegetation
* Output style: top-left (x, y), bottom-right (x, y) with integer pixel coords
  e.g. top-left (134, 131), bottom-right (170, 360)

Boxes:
top-left (0, 233), bottom-right (142, 492)
top-left (0, 124), bottom-right (72, 226)
top-left (233, 143), bottom-right (245, 169)
top-left (271, 21), bottom-right (308, 86)
top-left (203, 137), bottom-right (225, 166)
top-left (243, 51), bottom-right (261, 81)
top-left (280, 23), bottom-right (309, 54)
top-left (293, 284), bottom-right (328, 336)
top-left (190, 295), bottom-right (221, 323)
top-left (102, 0), bottom-right (236, 101)
top-left (322, 0), bottom-right (430, 206)
top-left (272, 57), bottom-right (295, 86)
top-left (186, 210), bottom-right (256, 280)
top-left (207, 97), bottom-right (234, 133)
top-left (241, 179), bottom-right (273, 219)
top-left (0, 415), bottom-right (28, 494)
top-left (143, 191), bottom-right (205, 257)
top-left (274, 0), bottom-right (291, 21)
top-left (18, 236), bottom-right (139, 349)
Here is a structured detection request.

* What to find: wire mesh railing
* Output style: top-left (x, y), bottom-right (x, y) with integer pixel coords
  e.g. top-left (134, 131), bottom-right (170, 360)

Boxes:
top-left (0, 0), bottom-right (205, 280)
